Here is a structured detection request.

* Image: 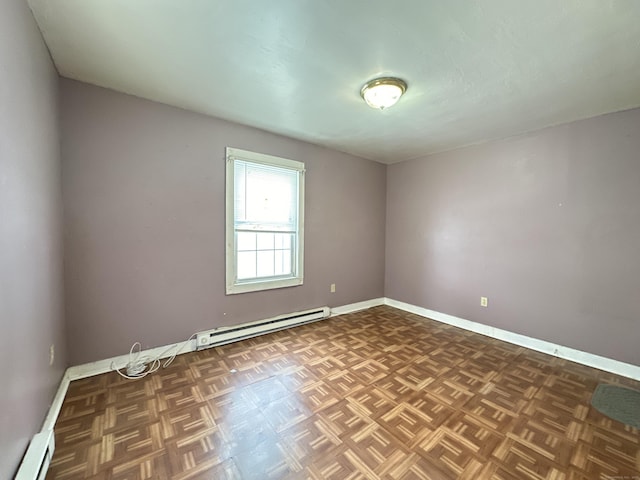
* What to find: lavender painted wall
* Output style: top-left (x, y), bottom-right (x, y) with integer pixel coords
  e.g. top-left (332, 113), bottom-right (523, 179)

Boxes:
top-left (0, 1), bottom-right (66, 477)
top-left (386, 107), bottom-right (640, 366)
top-left (61, 79), bottom-right (386, 365)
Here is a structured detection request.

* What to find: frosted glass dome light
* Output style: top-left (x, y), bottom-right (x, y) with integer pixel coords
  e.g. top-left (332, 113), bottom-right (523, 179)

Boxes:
top-left (361, 77), bottom-right (407, 110)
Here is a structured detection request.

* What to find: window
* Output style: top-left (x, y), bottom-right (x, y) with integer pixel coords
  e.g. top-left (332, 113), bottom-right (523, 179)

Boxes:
top-left (225, 147), bottom-right (305, 294)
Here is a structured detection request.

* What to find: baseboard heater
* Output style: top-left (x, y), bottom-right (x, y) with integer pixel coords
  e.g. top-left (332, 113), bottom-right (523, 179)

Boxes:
top-left (196, 306), bottom-right (331, 350)
top-left (15, 429), bottom-right (55, 480)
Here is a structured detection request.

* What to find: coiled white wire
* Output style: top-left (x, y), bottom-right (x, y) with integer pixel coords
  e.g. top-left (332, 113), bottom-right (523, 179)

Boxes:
top-left (111, 333), bottom-right (197, 380)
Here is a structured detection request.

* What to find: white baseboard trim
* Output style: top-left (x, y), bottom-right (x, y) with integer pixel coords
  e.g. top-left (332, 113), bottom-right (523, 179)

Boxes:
top-left (41, 372), bottom-right (70, 431)
top-left (384, 297), bottom-right (640, 381)
top-left (331, 297), bottom-right (385, 316)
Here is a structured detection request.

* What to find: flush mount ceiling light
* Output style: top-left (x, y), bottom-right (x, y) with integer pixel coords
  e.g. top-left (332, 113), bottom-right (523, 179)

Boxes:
top-left (360, 77), bottom-right (407, 110)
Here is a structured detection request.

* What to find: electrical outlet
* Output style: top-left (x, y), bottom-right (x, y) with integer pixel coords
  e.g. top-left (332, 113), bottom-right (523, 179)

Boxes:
top-left (330, 283), bottom-right (336, 293)
top-left (480, 297), bottom-right (488, 307)
top-left (49, 344), bottom-right (55, 366)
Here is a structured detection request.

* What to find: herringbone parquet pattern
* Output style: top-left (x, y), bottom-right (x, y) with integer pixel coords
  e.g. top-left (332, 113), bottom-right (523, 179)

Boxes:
top-left (47, 306), bottom-right (640, 479)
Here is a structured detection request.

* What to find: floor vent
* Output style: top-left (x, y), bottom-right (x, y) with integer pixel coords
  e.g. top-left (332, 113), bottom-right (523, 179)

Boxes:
top-left (15, 429), bottom-right (55, 480)
top-left (196, 306), bottom-right (330, 350)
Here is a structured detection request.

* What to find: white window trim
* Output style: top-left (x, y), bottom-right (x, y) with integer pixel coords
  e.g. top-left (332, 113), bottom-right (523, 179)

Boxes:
top-left (225, 147), bottom-right (305, 295)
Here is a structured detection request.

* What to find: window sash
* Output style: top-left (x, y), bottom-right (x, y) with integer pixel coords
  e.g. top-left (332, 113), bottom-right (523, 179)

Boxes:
top-left (234, 231), bottom-right (296, 281)
top-left (233, 159), bottom-right (299, 228)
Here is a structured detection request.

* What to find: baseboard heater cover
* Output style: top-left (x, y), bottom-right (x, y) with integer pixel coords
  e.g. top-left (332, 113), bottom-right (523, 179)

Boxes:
top-left (196, 306), bottom-right (330, 350)
top-left (15, 429), bottom-right (55, 480)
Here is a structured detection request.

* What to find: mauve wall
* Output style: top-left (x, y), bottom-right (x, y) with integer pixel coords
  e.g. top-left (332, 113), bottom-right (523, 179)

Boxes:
top-left (386, 107), bottom-right (640, 366)
top-left (61, 79), bottom-right (386, 365)
top-left (0, 1), bottom-right (66, 477)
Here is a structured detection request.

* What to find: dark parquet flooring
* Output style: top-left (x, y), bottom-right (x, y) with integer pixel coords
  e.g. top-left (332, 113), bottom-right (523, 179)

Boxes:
top-left (47, 306), bottom-right (640, 479)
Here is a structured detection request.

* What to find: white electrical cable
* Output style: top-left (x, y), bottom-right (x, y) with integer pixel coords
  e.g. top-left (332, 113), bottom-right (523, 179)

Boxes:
top-left (111, 333), bottom-right (197, 380)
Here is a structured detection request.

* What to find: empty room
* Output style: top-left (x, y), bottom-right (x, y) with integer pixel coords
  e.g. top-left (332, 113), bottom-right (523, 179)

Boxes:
top-left (3, 0), bottom-right (640, 479)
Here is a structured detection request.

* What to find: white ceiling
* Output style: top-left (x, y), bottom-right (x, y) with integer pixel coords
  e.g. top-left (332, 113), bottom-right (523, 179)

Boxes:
top-left (28, 0), bottom-right (640, 164)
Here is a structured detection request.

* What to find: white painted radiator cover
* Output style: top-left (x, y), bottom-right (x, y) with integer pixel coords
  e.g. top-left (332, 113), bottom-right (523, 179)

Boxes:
top-left (196, 306), bottom-right (331, 349)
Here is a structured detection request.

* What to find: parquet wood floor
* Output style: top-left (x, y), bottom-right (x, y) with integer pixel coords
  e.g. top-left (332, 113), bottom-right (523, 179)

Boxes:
top-left (47, 306), bottom-right (640, 479)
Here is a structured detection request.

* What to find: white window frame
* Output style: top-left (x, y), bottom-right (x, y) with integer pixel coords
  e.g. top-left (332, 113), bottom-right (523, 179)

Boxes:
top-left (225, 147), bottom-right (305, 294)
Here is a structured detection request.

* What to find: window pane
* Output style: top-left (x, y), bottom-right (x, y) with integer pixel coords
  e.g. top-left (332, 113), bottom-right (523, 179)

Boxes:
top-left (274, 250), bottom-right (283, 275)
top-left (274, 233), bottom-right (290, 249)
top-left (274, 250), bottom-right (292, 276)
top-left (237, 232), bottom-right (256, 251)
top-left (234, 162), bottom-right (247, 222)
top-left (237, 251), bottom-right (256, 280)
top-left (256, 233), bottom-right (275, 251)
top-left (282, 249), bottom-right (292, 274)
top-left (239, 163), bottom-right (297, 227)
top-left (256, 250), bottom-right (275, 277)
